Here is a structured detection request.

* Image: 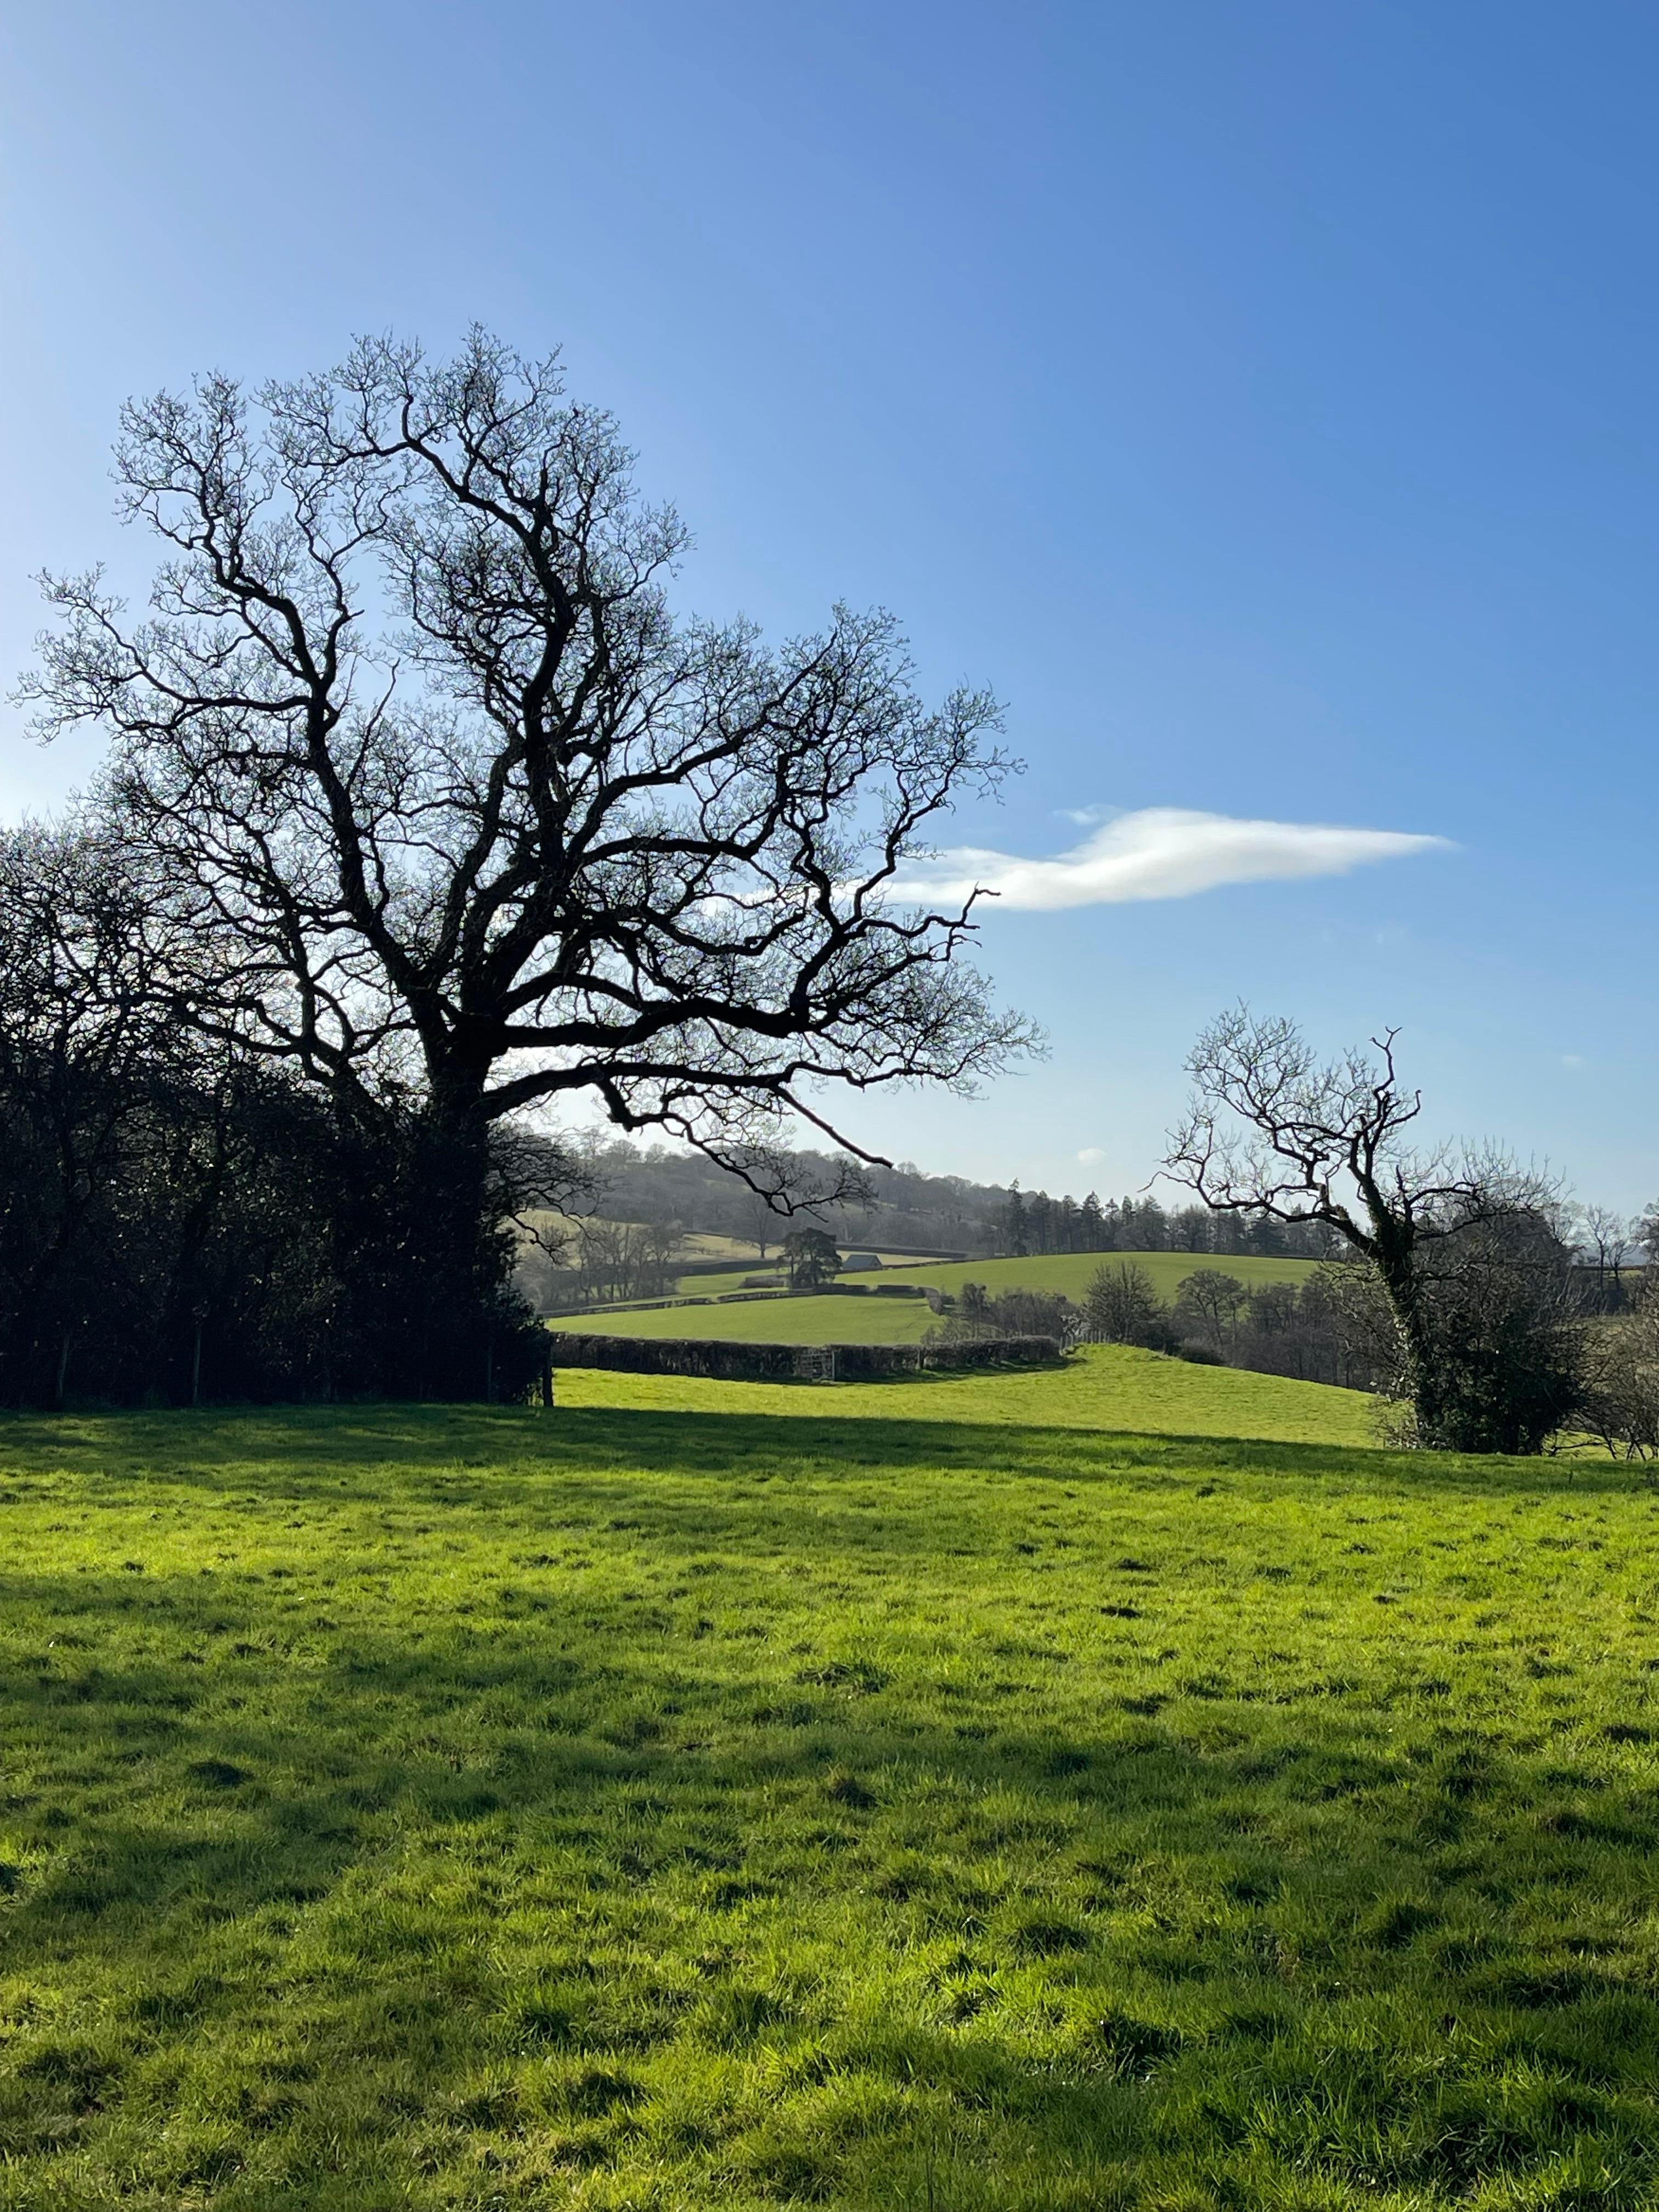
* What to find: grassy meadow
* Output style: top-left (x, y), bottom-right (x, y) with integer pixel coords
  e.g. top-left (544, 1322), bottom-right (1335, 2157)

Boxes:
top-left (3, 1351), bottom-right (1658, 2209)
top-left (550, 1294), bottom-right (940, 1347)
top-left (549, 1343), bottom-right (1379, 1448)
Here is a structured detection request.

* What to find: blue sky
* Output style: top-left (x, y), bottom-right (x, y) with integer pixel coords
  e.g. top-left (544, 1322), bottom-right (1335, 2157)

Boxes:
top-left (3, 2), bottom-right (1655, 1208)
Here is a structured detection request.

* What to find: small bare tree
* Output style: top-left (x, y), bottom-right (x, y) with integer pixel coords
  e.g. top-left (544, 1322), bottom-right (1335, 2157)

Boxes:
top-left (1080, 1261), bottom-right (1168, 1348)
top-left (1583, 1276), bottom-right (1659, 1458)
top-left (1576, 1203), bottom-right (1634, 1310)
top-left (1173, 1268), bottom-right (1249, 1349)
top-left (1164, 1007), bottom-right (1573, 1449)
top-left (728, 1186), bottom-right (783, 1260)
top-left (572, 1216), bottom-right (682, 1306)
top-left (1581, 1205), bottom-right (1632, 1273)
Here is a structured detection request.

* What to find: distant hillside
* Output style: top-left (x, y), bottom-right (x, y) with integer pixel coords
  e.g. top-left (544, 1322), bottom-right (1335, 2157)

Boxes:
top-left (553, 1137), bottom-right (1338, 1266)
top-left (671, 1248), bottom-right (1320, 1307)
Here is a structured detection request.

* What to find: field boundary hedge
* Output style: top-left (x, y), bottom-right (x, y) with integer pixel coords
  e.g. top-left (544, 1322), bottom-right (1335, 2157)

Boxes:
top-left (547, 1333), bottom-right (1062, 1381)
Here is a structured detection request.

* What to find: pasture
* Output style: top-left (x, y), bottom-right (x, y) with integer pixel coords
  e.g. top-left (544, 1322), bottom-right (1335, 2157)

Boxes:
top-left (670, 1248), bottom-right (1318, 1306)
top-left (549, 1342), bottom-right (1378, 1448)
top-left (549, 1293), bottom-right (940, 1347)
top-left (2, 1352), bottom-right (1657, 2210)
top-left (582, 1250), bottom-right (1322, 1348)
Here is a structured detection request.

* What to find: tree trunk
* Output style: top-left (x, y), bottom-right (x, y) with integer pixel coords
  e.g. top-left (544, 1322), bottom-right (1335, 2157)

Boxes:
top-left (409, 1086), bottom-right (494, 1400)
top-left (1367, 1229), bottom-right (1444, 1442)
top-left (370, 1073), bottom-right (537, 1402)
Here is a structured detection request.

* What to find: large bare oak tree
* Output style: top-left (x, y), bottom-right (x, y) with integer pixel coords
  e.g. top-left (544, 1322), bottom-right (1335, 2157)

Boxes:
top-left (23, 332), bottom-right (1031, 1354)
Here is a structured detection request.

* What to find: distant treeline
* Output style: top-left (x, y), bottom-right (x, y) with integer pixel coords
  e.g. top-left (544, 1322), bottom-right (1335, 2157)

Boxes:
top-left (548, 1332), bottom-right (1061, 1383)
top-left (928, 1267), bottom-right (1374, 1391)
top-left (1069, 1263), bottom-right (1377, 1390)
top-left (987, 1188), bottom-right (1336, 1260)
top-left (569, 1138), bottom-right (1338, 1263)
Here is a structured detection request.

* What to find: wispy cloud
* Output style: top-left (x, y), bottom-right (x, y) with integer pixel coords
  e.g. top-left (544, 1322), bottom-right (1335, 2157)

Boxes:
top-left (888, 807), bottom-right (1451, 913)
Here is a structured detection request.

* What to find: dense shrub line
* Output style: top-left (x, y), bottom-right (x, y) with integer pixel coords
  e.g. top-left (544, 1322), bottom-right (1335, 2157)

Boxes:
top-left (548, 1333), bottom-right (1061, 1381)
top-left (1079, 1249), bottom-right (1616, 1454)
top-left (0, 828), bottom-right (549, 1408)
top-left (0, 1046), bottom-right (546, 1409)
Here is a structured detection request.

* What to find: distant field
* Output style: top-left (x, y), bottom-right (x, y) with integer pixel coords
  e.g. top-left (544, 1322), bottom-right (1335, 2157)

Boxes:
top-left (674, 1231), bottom-right (757, 1260)
top-left (671, 1248), bottom-right (1318, 1305)
top-left (672, 1250), bottom-right (958, 1296)
top-left (521, 1214), bottom-right (756, 1263)
top-left (670, 1262), bottom-right (776, 1293)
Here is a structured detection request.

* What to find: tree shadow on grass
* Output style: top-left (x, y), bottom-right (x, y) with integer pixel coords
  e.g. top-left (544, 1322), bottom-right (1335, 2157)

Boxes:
top-left (3, 1549), bottom-right (1659, 2205)
top-left (0, 1398), bottom-right (1645, 1503)
top-left (1, 1403), bottom-right (1656, 2203)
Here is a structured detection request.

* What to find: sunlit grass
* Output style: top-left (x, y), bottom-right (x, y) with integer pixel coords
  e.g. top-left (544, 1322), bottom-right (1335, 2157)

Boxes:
top-left (1, 1361), bottom-right (1656, 2208)
top-left (552, 1340), bottom-right (1380, 1447)
top-left (550, 1290), bottom-right (940, 1346)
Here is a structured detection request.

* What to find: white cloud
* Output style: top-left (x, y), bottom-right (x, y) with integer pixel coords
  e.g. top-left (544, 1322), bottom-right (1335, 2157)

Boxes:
top-left (888, 807), bottom-right (1452, 913)
top-left (1077, 1146), bottom-right (1105, 1166)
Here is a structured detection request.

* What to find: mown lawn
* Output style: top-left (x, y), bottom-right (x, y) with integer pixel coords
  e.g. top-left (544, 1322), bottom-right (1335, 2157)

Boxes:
top-left (1, 1361), bottom-right (1657, 2209)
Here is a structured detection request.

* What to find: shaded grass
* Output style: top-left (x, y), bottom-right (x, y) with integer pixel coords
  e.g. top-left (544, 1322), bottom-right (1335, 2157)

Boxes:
top-left (0, 1378), bottom-right (1657, 2208)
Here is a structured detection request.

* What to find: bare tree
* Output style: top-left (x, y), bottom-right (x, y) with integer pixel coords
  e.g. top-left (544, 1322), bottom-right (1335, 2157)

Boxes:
top-left (0, 820), bottom-right (396, 1404)
top-left (1577, 1203), bottom-right (1634, 1308)
top-left (727, 1184), bottom-right (785, 1260)
top-left (1583, 1276), bottom-right (1659, 1459)
top-left (21, 331), bottom-right (1031, 1343)
top-left (1164, 1007), bottom-right (1568, 1448)
top-left (0, 821), bottom-right (224, 1397)
top-left (933, 1285), bottom-right (1073, 1345)
top-left (1581, 1205), bottom-right (1632, 1272)
top-left (1172, 1268), bottom-right (1249, 1348)
top-left (1080, 1261), bottom-right (1168, 1348)
top-left (571, 1216), bottom-right (683, 1306)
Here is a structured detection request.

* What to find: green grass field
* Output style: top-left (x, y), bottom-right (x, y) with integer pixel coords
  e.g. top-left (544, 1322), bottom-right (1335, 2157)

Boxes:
top-left (550, 1343), bottom-right (1380, 1448)
top-left (3, 1353), bottom-right (1658, 2210)
top-left (551, 1293), bottom-right (940, 1346)
top-left (671, 1248), bottom-right (1317, 1305)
